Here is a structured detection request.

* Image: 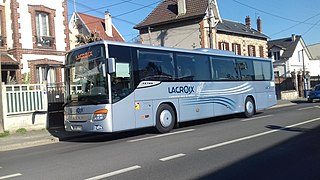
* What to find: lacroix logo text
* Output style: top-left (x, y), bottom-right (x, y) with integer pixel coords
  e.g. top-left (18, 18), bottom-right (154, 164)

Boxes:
top-left (168, 86), bottom-right (195, 94)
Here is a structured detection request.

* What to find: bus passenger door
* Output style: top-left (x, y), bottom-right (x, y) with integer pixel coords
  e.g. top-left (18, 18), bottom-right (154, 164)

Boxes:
top-left (135, 100), bottom-right (154, 128)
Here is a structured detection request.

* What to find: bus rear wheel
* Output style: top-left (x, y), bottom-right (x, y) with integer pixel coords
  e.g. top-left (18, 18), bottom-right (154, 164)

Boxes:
top-left (244, 97), bottom-right (255, 118)
top-left (156, 104), bottom-right (176, 133)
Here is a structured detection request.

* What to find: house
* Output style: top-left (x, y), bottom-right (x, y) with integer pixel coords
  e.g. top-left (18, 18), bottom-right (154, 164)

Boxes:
top-left (307, 43), bottom-right (320, 86)
top-left (0, 0), bottom-right (69, 85)
top-left (307, 43), bottom-right (320, 76)
top-left (134, 0), bottom-right (268, 58)
top-left (268, 35), bottom-right (313, 77)
top-left (69, 11), bottom-right (125, 49)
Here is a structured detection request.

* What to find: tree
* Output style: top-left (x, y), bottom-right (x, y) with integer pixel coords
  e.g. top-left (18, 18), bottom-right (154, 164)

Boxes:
top-left (76, 31), bottom-right (102, 45)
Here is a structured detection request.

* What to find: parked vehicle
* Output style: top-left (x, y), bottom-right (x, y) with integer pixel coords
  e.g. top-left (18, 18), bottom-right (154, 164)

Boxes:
top-left (307, 84), bottom-right (320, 102)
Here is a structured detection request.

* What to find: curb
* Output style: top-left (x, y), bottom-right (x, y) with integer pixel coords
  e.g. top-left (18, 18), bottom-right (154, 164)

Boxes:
top-left (0, 137), bottom-right (59, 152)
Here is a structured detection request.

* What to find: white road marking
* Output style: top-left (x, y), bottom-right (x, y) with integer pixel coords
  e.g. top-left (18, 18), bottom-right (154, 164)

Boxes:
top-left (241, 115), bottom-right (273, 122)
top-left (298, 107), bottom-right (314, 111)
top-left (84, 165), bottom-right (141, 180)
top-left (199, 117), bottom-right (320, 151)
top-left (0, 166), bottom-right (2, 169)
top-left (0, 173), bottom-right (22, 180)
top-left (159, 153), bottom-right (186, 162)
top-left (127, 129), bottom-right (195, 143)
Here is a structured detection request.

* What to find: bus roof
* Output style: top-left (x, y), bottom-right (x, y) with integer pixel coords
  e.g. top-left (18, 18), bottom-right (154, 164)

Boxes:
top-left (69, 40), bottom-right (271, 61)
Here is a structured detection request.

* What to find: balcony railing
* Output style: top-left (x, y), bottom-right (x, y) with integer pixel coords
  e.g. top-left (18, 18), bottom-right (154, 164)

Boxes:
top-left (36, 36), bottom-right (54, 48)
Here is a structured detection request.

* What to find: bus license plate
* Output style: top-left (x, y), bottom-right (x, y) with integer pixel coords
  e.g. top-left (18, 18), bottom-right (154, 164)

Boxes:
top-left (72, 125), bottom-right (82, 131)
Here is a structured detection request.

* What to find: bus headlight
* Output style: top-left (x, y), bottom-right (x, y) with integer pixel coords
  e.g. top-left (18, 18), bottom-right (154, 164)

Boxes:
top-left (92, 109), bottom-right (108, 121)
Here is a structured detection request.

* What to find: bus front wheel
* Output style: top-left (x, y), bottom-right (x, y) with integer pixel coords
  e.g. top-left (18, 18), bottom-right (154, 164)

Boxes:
top-left (156, 104), bottom-right (176, 133)
top-left (244, 97), bottom-right (255, 118)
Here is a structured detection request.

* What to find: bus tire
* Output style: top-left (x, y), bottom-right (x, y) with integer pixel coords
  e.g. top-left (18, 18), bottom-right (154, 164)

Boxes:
top-left (244, 97), bottom-right (255, 118)
top-left (156, 104), bottom-right (176, 133)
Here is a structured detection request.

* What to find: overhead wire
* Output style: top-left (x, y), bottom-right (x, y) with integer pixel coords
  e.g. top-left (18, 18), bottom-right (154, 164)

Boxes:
top-left (270, 12), bottom-right (320, 37)
top-left (232, 0), bottom-right (320, 26)
top-left (67, 0), bottom-right (160, 25)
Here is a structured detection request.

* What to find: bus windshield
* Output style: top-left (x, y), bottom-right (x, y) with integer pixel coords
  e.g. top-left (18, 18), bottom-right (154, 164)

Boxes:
top-left (65, 44), bottom-right (109, 105)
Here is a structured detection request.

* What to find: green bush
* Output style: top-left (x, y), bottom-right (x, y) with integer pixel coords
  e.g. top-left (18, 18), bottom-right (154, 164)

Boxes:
top-left (16, 128), bottom-right (27, 134)
top-left (0, 131), bottom-right (10, 138)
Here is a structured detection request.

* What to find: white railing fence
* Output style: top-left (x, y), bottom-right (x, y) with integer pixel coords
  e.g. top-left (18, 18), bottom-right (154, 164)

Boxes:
top-left (2, 84), bottom-right (47, 115)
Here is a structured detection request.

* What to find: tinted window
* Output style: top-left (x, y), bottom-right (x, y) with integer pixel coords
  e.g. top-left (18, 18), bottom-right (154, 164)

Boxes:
top-left (211, 57), bottom-right (239, 81)
top-left (138, 50), bottom-right (175, 81)
top-left (253, 60), bottom-right (272, 81)
top-left (237, 59), bottom-right (254, 81)
top-left (176, 54), bottom-right (211, 81)
top-left (262, 61), bottom-right (272, 80)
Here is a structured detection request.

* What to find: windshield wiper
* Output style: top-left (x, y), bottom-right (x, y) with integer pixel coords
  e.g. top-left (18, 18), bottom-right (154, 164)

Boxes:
top-left (63, 99), bottom-right (77, 107)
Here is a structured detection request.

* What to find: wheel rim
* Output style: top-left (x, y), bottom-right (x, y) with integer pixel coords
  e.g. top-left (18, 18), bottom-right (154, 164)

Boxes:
top-left (246, 100), bottom-right (254, 114)
top-left (159, 110), bottom-right (173, 128)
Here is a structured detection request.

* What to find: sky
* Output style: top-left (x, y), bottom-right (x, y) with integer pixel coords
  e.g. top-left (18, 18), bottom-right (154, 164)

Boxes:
top-left (67, 0), bottom-right (320, 45)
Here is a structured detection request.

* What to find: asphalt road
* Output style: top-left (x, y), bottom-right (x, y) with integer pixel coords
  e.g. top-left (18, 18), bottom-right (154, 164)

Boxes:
top-left (0, 102), bottom-right (320, 180)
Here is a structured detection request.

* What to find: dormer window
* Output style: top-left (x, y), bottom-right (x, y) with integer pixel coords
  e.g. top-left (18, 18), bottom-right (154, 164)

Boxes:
top-left (273, 51), bottom-right (280, 60)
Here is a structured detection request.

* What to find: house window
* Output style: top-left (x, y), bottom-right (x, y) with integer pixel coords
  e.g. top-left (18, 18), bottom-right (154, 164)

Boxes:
top-left (248, 45), bottom-right (256, 57)
top-left (232, 43), bottom-right (241, 55)
top-left (259, 46), bottom-right (264, 58)
top-left (218, 42), bottom-right (229, 51)
top-left (36, 12), bottom-right (52, 47)
top-left (28, 5), bottom-right (56, 49)
top-left (36, 66), bottom-right (56, 84)
top-left (273, 51), bottom-right (280, 60)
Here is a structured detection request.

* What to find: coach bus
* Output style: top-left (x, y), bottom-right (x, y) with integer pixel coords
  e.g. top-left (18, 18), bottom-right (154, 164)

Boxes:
top-left (64, 41), bottom-right (276, 133)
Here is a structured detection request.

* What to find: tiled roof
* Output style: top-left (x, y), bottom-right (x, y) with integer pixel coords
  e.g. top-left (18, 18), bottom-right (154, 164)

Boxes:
top-left (77, 12), bottom-right (124, 42)
top-left (217, 20), bottom-right (268, 39)
top-left (268, 36), bottom-right (301, 58)
top-left (134, 0), bottom-right (208, 29)
top-left (134, 0), bottom-right (268, 39)
top-left (0, 55), bottom-right (19, 65)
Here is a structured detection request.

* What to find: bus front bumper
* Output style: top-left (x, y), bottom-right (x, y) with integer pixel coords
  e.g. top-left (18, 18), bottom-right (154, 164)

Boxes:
top-left (64, 120), bottom-right (111, 132)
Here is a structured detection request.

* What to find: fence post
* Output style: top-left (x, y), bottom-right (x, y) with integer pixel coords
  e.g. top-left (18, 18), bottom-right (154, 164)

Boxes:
top-left (0, 82), bottom-right (4, 133)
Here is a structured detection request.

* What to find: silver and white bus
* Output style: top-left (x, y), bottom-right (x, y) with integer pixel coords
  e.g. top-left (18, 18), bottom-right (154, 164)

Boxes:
top-left (64, 41), bottom-right (276, 133)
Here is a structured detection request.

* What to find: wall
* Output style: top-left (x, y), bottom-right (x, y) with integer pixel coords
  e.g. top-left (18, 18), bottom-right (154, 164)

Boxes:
top-left (288, 42), bottom-right (310, 75)
top-left (216, 33), bottom-right (267, 58)
top-left (4, 113), bottom-right (47, 132)
top-left (140, 22), bottom-right (202, 49)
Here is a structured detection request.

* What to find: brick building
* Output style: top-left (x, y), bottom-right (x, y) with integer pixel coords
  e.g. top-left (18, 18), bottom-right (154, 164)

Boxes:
top-left (0, 0), bottom-right (69, 85)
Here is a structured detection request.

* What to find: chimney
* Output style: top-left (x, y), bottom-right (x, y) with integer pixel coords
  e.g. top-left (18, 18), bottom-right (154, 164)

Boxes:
top-left (177, 0), bottom-right (186, 16)
top-left (291, 34), bottom-right (296, 42)
top-left (257, 16), bottom-right (262, 32)
top-left (105, 11), bottom-right (113, 37)
top-left (245, 16), bottom-right (251, 28)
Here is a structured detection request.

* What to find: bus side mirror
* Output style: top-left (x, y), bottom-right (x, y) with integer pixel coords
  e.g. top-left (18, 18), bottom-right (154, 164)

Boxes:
top-left (107, 58), bottom-right (116, 74)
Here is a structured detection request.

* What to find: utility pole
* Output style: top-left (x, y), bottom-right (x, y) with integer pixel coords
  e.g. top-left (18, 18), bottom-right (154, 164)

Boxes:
top-left (207, 0), bottom-right (213, 49)
top-left (0, 54), bottom-right (4, 133)
top-left (302, 49), bottom-right (307, 97)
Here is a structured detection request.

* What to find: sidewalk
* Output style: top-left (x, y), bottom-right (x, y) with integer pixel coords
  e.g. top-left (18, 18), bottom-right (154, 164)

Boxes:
top-left (0, 99), bottom-right (307, 152)
top-left (0, 128), bottom-right (93, 152)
